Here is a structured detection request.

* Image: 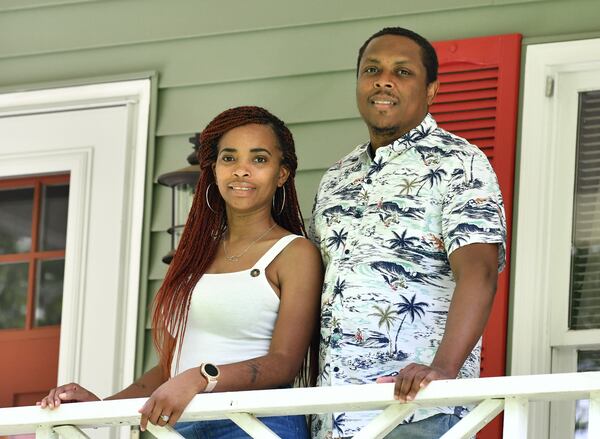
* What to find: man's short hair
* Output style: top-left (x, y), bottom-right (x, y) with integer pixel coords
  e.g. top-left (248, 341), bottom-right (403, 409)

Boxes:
top-left (356, 27), bottom-right (439, 85)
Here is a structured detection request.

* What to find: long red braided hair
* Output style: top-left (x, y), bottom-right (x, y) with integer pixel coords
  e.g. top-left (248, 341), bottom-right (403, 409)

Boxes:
top-left (152, 106), bottom-right (318, 386)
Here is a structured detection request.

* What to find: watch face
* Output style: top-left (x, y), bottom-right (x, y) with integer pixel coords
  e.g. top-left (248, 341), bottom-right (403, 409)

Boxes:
top-left (204, 363), bottom-right (219, 377)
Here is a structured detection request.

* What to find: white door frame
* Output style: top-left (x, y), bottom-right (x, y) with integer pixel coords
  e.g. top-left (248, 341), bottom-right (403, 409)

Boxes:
top-left (511, 37), bottom-right (600, 438)
top-left (0, 80), bottom-right (151, 392)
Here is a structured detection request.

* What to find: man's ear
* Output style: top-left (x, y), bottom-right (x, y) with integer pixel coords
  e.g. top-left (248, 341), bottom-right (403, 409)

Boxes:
top-left (278, 165), bottom-right (290, 187)
top-left (426, 79), bottom-right (440, 106)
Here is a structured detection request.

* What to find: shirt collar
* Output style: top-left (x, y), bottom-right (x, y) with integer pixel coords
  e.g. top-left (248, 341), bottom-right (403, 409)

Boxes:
top-left (390, 113), bottom-right (437, 153)
top-left (359, 113), bottom-right (437, 162)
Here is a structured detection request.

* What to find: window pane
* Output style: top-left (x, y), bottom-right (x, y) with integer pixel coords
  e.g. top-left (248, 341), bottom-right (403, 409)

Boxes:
top-left (34, 259), bottom-right (64, 327)
top-left (575, 350), bottom-right (600, 438)
top-left (0, 188), bottom-right (34, 255)
top-left (39, 184), bottom-right (69, 251)
top-left (570, 90), bottom-right (600, 329)
top-left (0, 262), bottom-right (29, 329)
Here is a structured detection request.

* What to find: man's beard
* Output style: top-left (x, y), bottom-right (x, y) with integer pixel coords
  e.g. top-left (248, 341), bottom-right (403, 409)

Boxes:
top-left (371, 124), bottom-right (401, 137)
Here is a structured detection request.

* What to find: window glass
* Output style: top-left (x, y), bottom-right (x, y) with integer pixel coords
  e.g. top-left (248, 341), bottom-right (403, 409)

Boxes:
top-left (0, 188), bottom-right (34, 255)
top-left (34, 258), bottom-right (64, 327)
top-left (0, 262), bottom-right (29, 329)
top-left (39, 184), bottom-right (69, 251)
top-left (570, 90), bottom-right (600, 329)
top-left (575, 350), bottom-right (600, 438)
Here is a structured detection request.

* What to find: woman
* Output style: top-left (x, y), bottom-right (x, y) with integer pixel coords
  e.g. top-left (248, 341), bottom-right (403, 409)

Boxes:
top-left (39, 106), bottom-right (323, 439)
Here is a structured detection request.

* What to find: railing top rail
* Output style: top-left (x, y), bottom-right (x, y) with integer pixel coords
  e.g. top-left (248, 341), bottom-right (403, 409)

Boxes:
top-left (1, 371), bottom-right (599, 435)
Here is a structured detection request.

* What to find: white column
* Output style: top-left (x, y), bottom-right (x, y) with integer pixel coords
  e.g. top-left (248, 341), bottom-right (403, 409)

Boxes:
top-left (503, 397), bottom-right (529, 439)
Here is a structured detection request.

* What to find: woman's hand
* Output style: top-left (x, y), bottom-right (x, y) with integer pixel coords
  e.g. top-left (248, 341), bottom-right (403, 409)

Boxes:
top-left (138, 368), bottom-right (204, 431)
top-left (37, 383), bottom-right (100, 409)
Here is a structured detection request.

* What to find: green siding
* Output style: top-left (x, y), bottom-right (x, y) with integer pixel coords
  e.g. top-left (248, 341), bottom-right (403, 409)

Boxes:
top-left (2, 0), bottom-right (599, 376)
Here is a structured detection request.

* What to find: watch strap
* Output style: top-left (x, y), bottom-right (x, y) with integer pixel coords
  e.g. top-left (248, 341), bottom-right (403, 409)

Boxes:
top-left (199, 363), bottom-right (219, 393)
top-left (205, 378), bottom-right (217, 393)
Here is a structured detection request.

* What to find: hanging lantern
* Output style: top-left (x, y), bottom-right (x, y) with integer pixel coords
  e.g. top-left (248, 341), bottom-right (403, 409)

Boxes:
top-left (156, 136), bottom-right (200, 264)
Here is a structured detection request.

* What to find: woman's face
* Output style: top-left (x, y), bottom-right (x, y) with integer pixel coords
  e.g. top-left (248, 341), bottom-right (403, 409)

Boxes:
top-left (213, 123), bottom-right (289, 215)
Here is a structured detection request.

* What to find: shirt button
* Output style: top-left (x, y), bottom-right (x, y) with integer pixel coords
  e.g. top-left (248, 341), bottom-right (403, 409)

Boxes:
top-left (365, 178), bottom-right (372, 184)
top-left (344, 249), bottom-right (350, 254)
top-left (333, 366), bottom-right (340, 372)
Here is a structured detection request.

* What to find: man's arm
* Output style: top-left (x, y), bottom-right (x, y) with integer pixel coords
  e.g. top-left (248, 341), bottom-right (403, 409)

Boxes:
top-left (378, 243), bottom-right (498, 402)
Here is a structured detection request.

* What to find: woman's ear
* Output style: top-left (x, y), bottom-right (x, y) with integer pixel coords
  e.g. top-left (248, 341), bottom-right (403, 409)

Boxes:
top-left (278, 165), bottom-right (290, 187)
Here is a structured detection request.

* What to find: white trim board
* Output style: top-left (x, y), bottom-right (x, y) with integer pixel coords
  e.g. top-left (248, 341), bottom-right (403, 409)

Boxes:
top-left (0, 79), bottom-right (151, 400)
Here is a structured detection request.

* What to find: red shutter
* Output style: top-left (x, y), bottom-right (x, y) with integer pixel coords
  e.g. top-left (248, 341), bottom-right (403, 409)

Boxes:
top-left (430, 34), bottom-right (521, 439)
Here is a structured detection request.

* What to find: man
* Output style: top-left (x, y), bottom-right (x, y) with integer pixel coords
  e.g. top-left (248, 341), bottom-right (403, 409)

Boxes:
top-left (309, 27), bottom-right (506, 439)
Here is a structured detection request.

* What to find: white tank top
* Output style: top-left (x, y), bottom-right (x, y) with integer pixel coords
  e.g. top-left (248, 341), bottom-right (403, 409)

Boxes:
top-left (171, 234), bottom-right (301, 375)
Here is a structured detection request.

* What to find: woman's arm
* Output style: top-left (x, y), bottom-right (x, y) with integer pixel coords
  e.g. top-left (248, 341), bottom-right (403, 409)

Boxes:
top-left (139, 237), bottom-right (323, 429)
top-left (105, 365), bottom-right (166, 400)
top-left (38, 365), bottom-right (166, 409)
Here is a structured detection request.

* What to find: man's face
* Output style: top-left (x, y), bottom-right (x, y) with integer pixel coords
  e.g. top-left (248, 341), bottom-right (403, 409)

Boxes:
top-left (356, 35), bottom-right (439, 146)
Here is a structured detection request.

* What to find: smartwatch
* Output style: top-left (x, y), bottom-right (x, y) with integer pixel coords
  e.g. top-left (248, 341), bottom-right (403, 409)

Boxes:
top-left (199, 363), bottom-right (220, 392)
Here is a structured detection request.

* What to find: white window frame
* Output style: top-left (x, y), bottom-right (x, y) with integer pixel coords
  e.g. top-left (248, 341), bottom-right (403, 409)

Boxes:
top-left (511, 38), bottom-right (600, 438)
top-left (0, 80), bottom-right (151, 393)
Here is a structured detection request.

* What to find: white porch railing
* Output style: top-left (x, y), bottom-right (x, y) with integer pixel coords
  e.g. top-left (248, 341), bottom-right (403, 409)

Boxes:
top-left (1, 372), bottom-right (599, 439)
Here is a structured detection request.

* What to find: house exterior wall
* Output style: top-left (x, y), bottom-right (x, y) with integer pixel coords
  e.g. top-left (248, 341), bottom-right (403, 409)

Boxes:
top-left (2, 0), bottom-right (600, 375)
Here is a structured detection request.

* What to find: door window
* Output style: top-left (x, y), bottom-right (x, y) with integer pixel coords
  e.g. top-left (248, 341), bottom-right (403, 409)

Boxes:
top-left (0, 174), bottom-right (69, 331)
top-left (569, 90), bottom-right (600, 331)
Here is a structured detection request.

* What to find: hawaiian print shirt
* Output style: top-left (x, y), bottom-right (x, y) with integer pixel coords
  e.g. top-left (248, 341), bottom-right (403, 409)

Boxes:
top-left (309, 114), bottom-right (506, 438)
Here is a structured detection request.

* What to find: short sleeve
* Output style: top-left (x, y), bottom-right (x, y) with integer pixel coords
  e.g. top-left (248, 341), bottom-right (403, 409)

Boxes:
top-left (441, 149), bottom-right (506, 272)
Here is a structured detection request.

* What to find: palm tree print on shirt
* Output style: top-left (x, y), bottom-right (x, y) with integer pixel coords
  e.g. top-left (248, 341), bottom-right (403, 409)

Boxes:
top-left (388, 230), bottom-right (419, 250)
top-left (393, 294), bottom-right (429, 353)
top-left (416, 167), bottom-right (447, 195)
top-left (332, 278), bottom-right (346, 302)
top-left (327, 228), bottom-right (348, 251)
top-left (369, 304), bottom-right (398, 354)
top-left (397, 177), bottom-right (420, 195)
top-left (333, 413), bottom-right (347, 436)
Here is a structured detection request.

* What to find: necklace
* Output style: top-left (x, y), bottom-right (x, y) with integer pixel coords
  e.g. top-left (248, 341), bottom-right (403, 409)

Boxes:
top-left (222, 223), bottom-right (276, 262)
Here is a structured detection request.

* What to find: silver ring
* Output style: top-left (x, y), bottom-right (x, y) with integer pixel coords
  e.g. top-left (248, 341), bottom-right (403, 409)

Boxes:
top-left (159, 414), bottom-right (170, 423)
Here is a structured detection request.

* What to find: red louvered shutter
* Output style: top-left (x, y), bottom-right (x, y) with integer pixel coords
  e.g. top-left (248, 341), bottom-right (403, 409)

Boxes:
top-left (430, 34), bottom-right (521, 439)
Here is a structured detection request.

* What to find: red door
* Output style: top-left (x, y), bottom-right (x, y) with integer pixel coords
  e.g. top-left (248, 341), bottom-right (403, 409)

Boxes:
top-left (0, 174), bottom-right (69, 408)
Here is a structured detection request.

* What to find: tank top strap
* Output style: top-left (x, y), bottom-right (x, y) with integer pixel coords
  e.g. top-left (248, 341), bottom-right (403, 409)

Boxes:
top-left (253, 234), bottom-right (302, 270)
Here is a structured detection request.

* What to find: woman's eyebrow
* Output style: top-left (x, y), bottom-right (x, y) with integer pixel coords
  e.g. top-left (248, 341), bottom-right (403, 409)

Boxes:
top-left (250, 148), bottom-right (272, 155)
top-left (218, 147), bottom-right (237, 154)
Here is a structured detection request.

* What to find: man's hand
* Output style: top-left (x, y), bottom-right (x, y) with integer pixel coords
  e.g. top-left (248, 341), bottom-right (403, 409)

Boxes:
top-left (376, 363), bottom-right (454, 402)
top-left (138, 368), bottom-right (205, 431)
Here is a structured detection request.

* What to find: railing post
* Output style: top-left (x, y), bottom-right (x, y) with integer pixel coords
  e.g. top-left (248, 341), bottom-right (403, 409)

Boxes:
top-left (441, 399), bottom-right (504, 439)
top-left (145, 424), bottom-right (184, 439)
top-left (35, 426), bottom-right (58, 439)
top-left (589, 391), bottom-right (600, 439)
top-left (352, 403), bottom-right (417, 439)
top-left (227, 413), bottom-right (280, 438)
top-left (503, 397), bottom-right (528, 439)
top-left (53, 426), bottom-right (90, 439)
